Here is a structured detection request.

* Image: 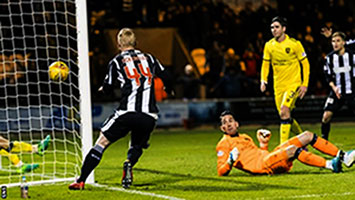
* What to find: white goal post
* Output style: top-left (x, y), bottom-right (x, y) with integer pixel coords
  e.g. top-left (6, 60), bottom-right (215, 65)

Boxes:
top-left (0, 0), bottom-right (93, 187)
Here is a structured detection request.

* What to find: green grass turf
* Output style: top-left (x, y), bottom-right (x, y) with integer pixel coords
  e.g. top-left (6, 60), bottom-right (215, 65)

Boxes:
top-left (2, 122), bottom-right (355, 199)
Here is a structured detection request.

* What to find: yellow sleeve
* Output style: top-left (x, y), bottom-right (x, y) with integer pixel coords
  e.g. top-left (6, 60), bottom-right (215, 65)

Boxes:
top-left (261, 43), bottom-right (271, 83)
top-left (295, 41), bottom-right (307, 60)
top-left (300, 57), bottom-right (310, 87)
top-left (261, 60), bottom-right (270, 83)
top-left (295, 41), bottom-right (310, 87)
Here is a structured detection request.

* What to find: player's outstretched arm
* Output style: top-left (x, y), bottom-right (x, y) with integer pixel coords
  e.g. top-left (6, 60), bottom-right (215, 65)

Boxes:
top-left (256, 129), bottom-right (271, 151)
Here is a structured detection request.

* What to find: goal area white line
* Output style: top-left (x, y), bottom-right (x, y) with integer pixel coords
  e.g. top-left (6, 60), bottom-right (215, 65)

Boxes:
top-left (92, 183), bottom-right (185, 200)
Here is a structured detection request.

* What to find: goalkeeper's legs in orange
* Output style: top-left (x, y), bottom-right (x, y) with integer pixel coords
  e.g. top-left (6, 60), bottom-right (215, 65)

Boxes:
top-left (283, 131), bottom-right (352, 173)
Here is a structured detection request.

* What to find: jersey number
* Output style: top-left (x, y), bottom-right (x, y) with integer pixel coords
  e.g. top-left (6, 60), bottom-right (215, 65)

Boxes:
top-left (124, 64), bottom-right (152, 86)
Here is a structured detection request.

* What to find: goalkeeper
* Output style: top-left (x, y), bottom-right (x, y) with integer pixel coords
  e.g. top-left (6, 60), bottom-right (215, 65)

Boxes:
top-left (0, 135), bottom-right (51, 173)
top-left (216, 110), bottom-right (355, 176)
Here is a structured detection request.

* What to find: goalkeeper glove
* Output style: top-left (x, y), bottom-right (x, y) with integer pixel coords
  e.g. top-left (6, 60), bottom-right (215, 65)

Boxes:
top-left (256, 129), bottom-right (271, 150)
top-left (227, 147), bottom-right (240, 166)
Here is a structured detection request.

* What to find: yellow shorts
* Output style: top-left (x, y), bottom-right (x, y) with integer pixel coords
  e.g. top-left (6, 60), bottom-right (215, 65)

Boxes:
top-left (274, 87), bottom-right (299, 113)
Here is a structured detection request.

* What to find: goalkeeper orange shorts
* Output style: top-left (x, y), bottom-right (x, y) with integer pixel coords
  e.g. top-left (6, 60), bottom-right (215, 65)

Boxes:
top-left (262, 148), bottom-right (293, 174)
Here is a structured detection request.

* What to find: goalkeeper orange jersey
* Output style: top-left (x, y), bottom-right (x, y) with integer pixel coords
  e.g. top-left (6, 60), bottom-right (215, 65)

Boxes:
top-left (260, 34), bottom-right (309, 91)
top-left (216, 133), bottom-right (269, 176)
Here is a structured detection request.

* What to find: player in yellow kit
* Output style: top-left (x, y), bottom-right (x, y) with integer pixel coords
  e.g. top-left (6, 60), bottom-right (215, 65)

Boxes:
top-left (0, 135), bottom-right (50, 173)
top-left (260, 16), bottom-right (310, 144)
top-left (216, 110), bottom-right (355, 176)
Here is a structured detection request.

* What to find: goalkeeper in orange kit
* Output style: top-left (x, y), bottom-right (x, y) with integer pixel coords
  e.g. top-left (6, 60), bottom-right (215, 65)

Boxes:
top-left (216, 111), bottom-right (355, 176)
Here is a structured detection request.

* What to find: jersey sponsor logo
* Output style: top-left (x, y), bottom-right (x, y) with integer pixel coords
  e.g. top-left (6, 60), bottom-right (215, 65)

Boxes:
top-left (333, 65), bottom-right (351, 74)
top-left (285, 47), bottom-right (290, 54)
top-left (217, 150), bottom-right (224, 157)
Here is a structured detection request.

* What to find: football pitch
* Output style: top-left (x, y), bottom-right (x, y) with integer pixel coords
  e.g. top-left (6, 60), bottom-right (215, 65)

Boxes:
top-left (4, 122), bottom-right (355, 199)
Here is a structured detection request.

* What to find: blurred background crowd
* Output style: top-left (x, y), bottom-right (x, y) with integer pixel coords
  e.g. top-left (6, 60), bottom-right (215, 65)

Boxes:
top-left (87, 0), bottom-right (355, 101)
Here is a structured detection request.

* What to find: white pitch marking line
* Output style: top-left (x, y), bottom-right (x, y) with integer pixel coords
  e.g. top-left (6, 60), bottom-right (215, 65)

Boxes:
top-left (250, 192), bottom-right (354, 200)
top-left (92, 183), bottom-right (185, 200)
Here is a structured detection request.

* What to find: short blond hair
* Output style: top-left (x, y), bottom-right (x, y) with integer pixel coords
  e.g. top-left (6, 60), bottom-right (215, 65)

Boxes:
top-left (117, 28), bottom-right (136, 48)
top-left (332, 31), bottom-right (346, 41)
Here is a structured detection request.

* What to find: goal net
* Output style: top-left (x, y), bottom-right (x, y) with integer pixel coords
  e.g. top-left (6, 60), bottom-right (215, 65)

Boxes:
top-left (0, 0), bottom-right (93, 186)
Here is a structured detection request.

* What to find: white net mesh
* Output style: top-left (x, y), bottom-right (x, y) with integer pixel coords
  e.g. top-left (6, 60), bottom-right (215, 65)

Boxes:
top-left (0, 0), bottom-right (83, 185)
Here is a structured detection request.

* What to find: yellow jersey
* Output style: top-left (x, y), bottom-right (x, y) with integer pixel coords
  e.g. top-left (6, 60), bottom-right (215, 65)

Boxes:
top-left (261, 34), bottom-right (309, 91)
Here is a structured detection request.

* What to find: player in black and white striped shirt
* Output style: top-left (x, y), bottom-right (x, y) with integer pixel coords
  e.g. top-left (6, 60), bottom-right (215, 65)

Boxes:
top-left (321, 31), bottom-right (355, 140)
top-left (69, 28), bottom-right (173, 190)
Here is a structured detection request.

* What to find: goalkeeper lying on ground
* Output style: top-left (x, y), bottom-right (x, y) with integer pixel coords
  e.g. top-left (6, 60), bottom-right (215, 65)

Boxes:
top-left (216, 110), bottom-right (355, 176)
top-left (0, 135), bottom-right (50, 173)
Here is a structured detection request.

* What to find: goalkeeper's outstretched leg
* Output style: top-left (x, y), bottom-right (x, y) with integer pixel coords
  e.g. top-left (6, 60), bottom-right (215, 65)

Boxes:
top-left (0, 135), bottom-right (51, 173)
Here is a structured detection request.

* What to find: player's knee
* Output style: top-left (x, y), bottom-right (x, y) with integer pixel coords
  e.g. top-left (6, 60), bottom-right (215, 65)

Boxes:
top-left (96, 133), bottom-right (111, 148)
top-left (280, 107), bottom-right (290, 119)
top-left (285, 145), bottom-right (298, 157)
top-left (293, 147), bottom-right (304, 159)
top-left (299, 131), bottom-right (314, 142)
top-left (322, 112), bottom-right (332, 123)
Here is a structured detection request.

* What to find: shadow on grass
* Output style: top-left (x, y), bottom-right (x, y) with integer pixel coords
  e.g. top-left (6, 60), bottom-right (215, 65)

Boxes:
top-left (132, 168), bottom-right (297, 192)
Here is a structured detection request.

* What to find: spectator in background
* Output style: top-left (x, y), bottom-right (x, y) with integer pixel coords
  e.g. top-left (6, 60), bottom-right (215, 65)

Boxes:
top-left (254, 32), bottom-right (266, 56)
top-left (242, 44), bottom-right (260, 80)
top-left (242, 44), bottom-right (261, 97)
top-left (154, 76), bottom-right (168, 102)
top-left (204, 40), bottom-right (226, 98)
top-left (223, 48), bottom-right (245, 98)
top-left (177, 64), bottom-right (200, 101)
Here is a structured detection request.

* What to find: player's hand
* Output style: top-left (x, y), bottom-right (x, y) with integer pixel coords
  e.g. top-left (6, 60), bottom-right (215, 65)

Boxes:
top-left (298, 86), bottom-right (307, 99)
top-left (227, 147), bottom-right (239, 166)
top-left (321, 27), bottom-right (332, 38)
top-left (332, 85), bottom-right (341, 99)
top-left (260, 82), bottom-right (266, 92)
top-left (257, 129), bottom-right (271, 144)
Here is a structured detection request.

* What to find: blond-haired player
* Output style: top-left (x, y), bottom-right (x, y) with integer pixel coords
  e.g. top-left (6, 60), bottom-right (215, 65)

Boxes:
top-left (69, 28), bottom-right (173, 190)
top-left (216, 110), bottom-right (355, 176)
top-left (260, 16), bottom-right (310, 144)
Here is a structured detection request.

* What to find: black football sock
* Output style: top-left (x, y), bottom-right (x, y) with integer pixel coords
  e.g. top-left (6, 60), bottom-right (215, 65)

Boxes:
top-left (321, 122), bottom-right (330, 140)
top-left (77, 145), bottom-right (105, 183)
top-left (127, 145), bottom-right (143, 167)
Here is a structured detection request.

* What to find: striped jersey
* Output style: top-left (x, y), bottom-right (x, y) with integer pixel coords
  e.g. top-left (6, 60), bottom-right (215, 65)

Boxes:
top-left (323, 48), bottom-right (355, 95)
top-left (102, 49), bottom-right (170, 118)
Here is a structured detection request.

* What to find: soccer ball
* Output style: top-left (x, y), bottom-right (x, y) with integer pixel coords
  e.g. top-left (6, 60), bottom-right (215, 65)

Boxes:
top-left (48, 61), bottom-right (69, 81)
